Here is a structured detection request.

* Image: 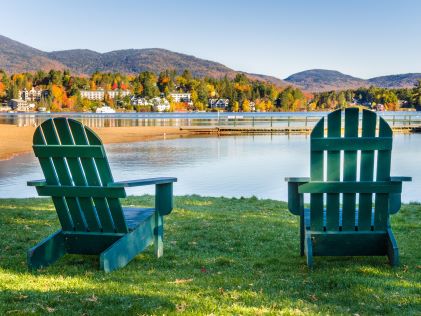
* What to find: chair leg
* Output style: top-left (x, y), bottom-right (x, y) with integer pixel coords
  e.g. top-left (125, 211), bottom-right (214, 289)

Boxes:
top-left (300, 214), bottom-right (304, 256)
top-left (154, 212), bottom-right (164, 258)
top-left (386, 228), bottom-right (399, 267)
top-left (28, 230), bottom-right (66, 270)
top-left (304, 231), bottom-right (313, 268)
top-left (100, 217), bottom-right (154, 272)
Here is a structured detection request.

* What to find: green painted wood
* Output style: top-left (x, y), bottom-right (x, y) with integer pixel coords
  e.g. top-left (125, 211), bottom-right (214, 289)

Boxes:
top-left (304, 209), bottom-right (313, 267)
top-left (36, 185), bottom-right (126, 198)
top-left (326, 109), bottom-right (341, 230)
top-left (33, 145), bottom-right (105, 158)
top-left (386, 228), bottom-right (399, 266)
top-left (67, 119), bottom-right (116, 232)
top-left (28, 117), bottom-right (175, 271)
top-left (84, 127), bottom-right (128, 233)
top-left (33, 125), bottom-right (74, 231)
top-left (109, 177), bottom-right (177, 187)
top-left (342, 108), bottom-right (359, 231)
top-left (310, 118), bottom-right (324, 231)
top-left (155, 183), bottom-right (174, 215)
top-left (374, 117), bottom-right (393, 230)
top-left (154, 212), bottom-right (164, 258)
top-left (299, 181), bottom-right (402, 194)
top-left (311, 137), bottom-right (392, 151)
top-left (358, 110), bottom-right (377, 230)
top-left (311, 231), bottom-right (387, 256)
top-left (41, 119), bottom-right (87, 231)
top-left (287, 182), bottom-right (304, 215)
top-left (54, 118), bottom-right (101, 232)
top-left (63, 232), bottom-right (124, 255)
top-left (27, 230), bottom-right (66, 270)
top-left (100, 212), bottom-right (155, 272)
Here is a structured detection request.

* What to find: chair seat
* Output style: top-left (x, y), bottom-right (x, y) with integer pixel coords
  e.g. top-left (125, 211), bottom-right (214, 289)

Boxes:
top-left (122, 207), bottom-right (155, 230)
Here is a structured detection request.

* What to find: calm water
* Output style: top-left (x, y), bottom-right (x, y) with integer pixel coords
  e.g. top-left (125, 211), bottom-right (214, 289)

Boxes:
top-left (0, 134), bottom-right (419, 202)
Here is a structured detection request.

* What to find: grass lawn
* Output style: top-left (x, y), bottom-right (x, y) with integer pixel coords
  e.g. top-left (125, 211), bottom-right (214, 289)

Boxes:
top-left (0, 196), bottom-right (420, 315)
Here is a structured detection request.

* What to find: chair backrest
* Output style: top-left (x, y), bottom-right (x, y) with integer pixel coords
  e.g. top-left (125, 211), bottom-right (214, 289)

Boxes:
top-left (33, 117), bottom-right (128, 234)
top-left (309, 108), bottom-right (393, 232)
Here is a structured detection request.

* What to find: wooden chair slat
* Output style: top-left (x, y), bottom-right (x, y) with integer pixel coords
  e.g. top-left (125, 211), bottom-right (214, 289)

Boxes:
top-left (358, 110), bottom-right (377, 231)
top-left (326, 109), bottom-right (341, 230)
top-left (342, 108), bottom-right (359, 231)
top-left (311, 137), bottom-right (392, 151)
top-left (374, 117), bottom-right (393, 229)
top-left (310, 118), bottom-right (324, 231)
top-left (33, 145), bottom-right (105, 158)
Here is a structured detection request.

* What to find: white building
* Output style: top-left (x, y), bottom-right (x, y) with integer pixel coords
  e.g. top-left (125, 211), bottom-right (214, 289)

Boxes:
top-left (80, 89), bottom-right (131, 100)
top-left (170, 92), bottom-right (191, 103)
top-left (19, 87), bottom-right (44, 101)
top-left (130, 96), bottom-right (150, 106)
top-left (8, 99), bottom-right (34, 112)
top-left (151, 97), bottom-right (170, 112)
top-left (209, 98), bottom-right (229, 109)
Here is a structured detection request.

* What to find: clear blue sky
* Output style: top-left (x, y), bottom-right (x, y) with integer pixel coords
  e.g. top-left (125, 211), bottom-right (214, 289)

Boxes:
top-left (1, 0), bottom-right (420, 79)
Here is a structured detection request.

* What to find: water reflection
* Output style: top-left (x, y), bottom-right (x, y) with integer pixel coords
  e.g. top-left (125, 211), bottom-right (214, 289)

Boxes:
top-left (0, 134), bottom-right (419, 202)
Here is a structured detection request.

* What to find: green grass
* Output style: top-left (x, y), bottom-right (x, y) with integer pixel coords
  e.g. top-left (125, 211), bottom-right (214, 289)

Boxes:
top-left (0, 196), bottom-right (420, 315)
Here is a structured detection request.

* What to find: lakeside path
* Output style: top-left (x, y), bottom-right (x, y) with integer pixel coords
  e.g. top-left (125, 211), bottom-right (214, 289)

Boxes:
top-left (0, 124), bottom-right (192, 161)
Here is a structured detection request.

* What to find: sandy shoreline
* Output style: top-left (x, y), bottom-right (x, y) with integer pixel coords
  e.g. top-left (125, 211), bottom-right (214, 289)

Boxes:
top-left (0, 124), bottom-right (192, 161)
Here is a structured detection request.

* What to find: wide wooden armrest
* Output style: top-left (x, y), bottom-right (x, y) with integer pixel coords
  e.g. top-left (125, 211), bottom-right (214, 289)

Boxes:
top-left (285, 177), bottom-right (310, 183)
top-left (27, 179), bottom-right (47, 187)
top-left (108, 177), bottom-right (177, 188)
top-left (389, 176), bottom-right (412, 182)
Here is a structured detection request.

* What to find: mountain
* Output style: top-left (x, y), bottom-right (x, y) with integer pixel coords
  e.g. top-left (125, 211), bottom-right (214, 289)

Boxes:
top-left (0, 35), bottom-right (68, 73)
top-left (367, 73), bottom-right (421, 88)
top-left (1, 35), bottom-right (420, 91)
top-left (0, 34), bottom-right (286, 86)
top-left (285, 69), bottom-right (421, 92)
top-left (284, 69), bottom-right (368, 92)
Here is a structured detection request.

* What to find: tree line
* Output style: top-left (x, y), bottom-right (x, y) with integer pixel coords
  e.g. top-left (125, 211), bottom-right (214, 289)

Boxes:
top-left (0, 69), bottom-right (420, 112)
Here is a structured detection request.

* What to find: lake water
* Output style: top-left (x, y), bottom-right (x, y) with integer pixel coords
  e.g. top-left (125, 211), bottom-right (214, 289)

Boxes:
top-left (0, 134), bottom-right (419, 202)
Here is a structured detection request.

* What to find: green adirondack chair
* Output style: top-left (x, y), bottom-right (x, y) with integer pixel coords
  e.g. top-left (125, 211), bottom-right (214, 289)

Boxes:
top-left (27, 117), bottom-right (177, 272)
top-left (286, 108), bottom-right (411, 267)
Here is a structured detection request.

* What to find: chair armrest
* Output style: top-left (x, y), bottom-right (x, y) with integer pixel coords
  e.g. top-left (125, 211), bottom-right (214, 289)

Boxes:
top-left (108, 177), bottom-right (177, 187)
top-left (27, 180), bottom-right (47, 187)
top-left (388, 177), bottom-right (411, 214)
top-left (285, 177), bottom-right (309, 215)
top-left (285, 177), bottom-right (310, 183)
top-left (389, 176), bottom-right (412, 182)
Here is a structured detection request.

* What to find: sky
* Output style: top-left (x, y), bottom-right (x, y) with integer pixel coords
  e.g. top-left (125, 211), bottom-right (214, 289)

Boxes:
top-left (0, 0), bottom-right (420, 79)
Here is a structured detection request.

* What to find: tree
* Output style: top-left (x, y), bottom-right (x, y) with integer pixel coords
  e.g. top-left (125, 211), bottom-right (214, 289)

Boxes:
top-left (231, 101), bottom-right (239, 112)
top-left (242, 100), bottom-right (251, 112)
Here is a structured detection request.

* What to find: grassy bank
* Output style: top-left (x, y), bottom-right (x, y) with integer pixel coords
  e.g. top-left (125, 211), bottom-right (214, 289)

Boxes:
top-left (0, 196), bottom-right (420, 315)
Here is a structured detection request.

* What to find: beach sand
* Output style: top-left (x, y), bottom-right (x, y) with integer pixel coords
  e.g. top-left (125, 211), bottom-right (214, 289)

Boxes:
top-left (0, 124), bottom-right (192, 161)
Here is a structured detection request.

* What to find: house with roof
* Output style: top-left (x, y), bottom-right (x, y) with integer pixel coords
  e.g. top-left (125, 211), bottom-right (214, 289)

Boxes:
top-left (209, 98), bottom-right (229, 109)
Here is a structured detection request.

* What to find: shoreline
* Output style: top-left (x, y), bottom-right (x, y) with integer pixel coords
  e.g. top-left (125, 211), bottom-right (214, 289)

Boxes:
top-left (0, 124), bottom-right (193, 161)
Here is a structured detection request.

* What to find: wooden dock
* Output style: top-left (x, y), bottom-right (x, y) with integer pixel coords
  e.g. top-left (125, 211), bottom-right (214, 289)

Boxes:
top-left (181, 125), bottom-right (421, 135)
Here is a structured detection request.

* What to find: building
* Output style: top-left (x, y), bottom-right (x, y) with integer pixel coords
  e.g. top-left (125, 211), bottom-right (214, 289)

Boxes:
top-left (80, 89), bottom-right (131, 100)
top-left (130, 96), bottom-right (150, 106)
top-left (209, 98), bottom-right (229, 109)
top-left (151, 97), bottom-right (170, 112)
top-left (8, 99), bottom-right (33, 112)
top-left (19, 87), bottom-right (44, 101)
top-left (170, 92), bottom-right (191, 103)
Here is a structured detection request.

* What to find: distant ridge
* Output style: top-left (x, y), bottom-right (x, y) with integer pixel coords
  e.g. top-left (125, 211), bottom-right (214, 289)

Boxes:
top-left (0, 34), bottom-right (286, 86)
top-left (0, 34), bottom-right (420, 91)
